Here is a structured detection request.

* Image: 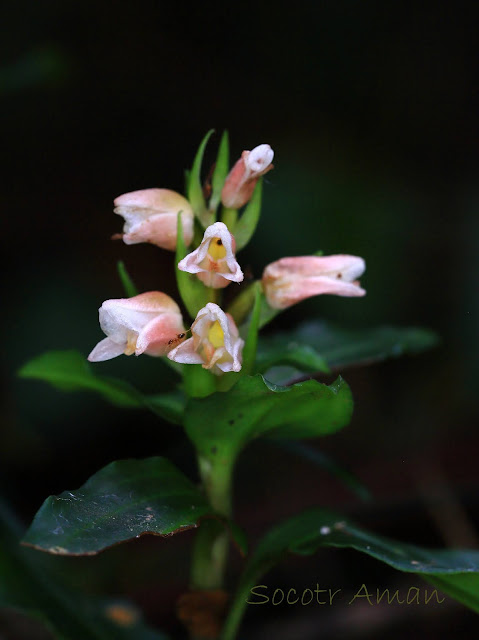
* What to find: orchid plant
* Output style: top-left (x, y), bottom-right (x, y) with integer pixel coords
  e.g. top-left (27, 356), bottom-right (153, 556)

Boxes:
top-left (10, 131), bottom-right (479, 640)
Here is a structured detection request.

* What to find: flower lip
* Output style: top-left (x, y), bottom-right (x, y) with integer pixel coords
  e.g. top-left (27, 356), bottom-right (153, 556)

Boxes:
top-left (167, 302), bottom-right (244, 375)
top-left (177, 221), bottom-right (243, 288)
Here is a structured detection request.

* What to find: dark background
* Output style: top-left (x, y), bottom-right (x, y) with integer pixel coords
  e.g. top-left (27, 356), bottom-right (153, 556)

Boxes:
top-left (1, 1), bottom-right (478, 638)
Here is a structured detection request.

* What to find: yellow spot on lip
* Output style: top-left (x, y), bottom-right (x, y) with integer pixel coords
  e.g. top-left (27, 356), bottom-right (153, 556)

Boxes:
top-left (124, 330), bottom-right (138, 356)
top-left (208, 237), bottom-right (227, 260)
top-left (207, 320), bottom-right (225, 348)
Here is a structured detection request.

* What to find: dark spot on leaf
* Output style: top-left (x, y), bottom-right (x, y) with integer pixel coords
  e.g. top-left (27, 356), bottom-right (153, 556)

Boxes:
top-left (211, 446), bottom-right (217, 454)
top-left (228, 419), bottom-right (235, 425)
top-left (238, 413), bottom-right (244, 419)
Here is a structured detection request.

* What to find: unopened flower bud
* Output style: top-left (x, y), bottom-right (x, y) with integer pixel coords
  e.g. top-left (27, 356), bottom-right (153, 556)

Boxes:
top-left (167, 303), bottom-right (243, 375)
top-left (178, 222), bottom-right (243, 289)
top-left (221, 144), bottom-right (274, 209)
top-left (88, 292), bottom-right (185, 361)
top-left (262, 255), bottom-right (366, 310)
top-left (114, 188), bottom-right (194, 251)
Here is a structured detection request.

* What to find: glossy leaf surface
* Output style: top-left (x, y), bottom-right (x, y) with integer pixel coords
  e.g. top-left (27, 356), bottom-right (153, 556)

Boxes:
top-left (259, 321), bottom-right (439, 372)
top-left (23, 457), bottom-right (215, 555)
top-left (185, 374), bottom-right (353, 464)
top-left (222, 508), bottom-right (479, 639)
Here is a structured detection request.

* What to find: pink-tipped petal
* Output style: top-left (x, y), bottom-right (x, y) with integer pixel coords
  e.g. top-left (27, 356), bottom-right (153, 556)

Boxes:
top-left (89, 292), bottom-right (185, 363)
top-left (262, 255), bottom-right (366, 310)
top-left (136, 313), bottom-right (185, 357)
top-left (114, 188), bottom-right (194, 250)
top-left (221, 144), bottom-right (274, 209)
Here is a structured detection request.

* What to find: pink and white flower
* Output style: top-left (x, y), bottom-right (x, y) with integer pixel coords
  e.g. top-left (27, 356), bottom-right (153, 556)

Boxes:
top-left (114, 188), bottom-right (194, 251)
top-left (167, 303), bottom-right (243, 375)
top-left (221, 144), bottom-right (274, 209)
top-left (88, 292), bottom-right (185, 361)
top-left (262, 255), bottom-right (366, 309)
top-left (177, 222), bottom-right (243, 289)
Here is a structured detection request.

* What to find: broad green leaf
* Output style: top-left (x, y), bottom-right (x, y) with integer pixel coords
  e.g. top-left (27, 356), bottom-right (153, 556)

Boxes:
top-left (270, 440), bottom-right (371, 501)
top-left (222, 508), bottom-right (479, 639)
top-left (0, 501), bottom-right (170, 640)
top-left (175, 213), bottom-right (215, 320)
top-left (209, 130), bottom-right (229, 212)
top-left (23, 457), bottom-right (217, 555)
top-left (117, 261), bottom-right (138, 297)
top-left (425, 573), bottom-right (479, 614)
top-left (259, 321), bottom-right (439, 371)
top-left (256, 340), bottom-right (330, 375)
top-left (185, 374), bottom-right (353, 465)
top-left (234, 178), bottom-right (263, 251)
top-left (18, 350), bottom-right (184, 425)
top-left (187, 129), bottom-right (215, 227)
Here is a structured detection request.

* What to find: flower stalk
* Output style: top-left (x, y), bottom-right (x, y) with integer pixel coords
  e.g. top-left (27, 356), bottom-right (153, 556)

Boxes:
top-left (190, 455), bottom-right (234, 598)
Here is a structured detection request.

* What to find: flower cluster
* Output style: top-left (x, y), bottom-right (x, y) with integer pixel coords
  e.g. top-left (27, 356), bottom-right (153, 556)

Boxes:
top-left (89, 139), bottom-right (366, 376)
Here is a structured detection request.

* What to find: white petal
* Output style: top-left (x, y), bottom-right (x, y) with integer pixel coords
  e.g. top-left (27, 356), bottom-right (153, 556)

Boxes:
top-left (88, 337), bottom-right (125, 362)
top-left (167, 338), bottom-right (204, 365)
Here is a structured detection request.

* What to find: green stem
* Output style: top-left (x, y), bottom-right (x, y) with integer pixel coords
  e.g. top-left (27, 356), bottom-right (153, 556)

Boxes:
top-left (220, 585), bottom-right (251, 640)
top-left (190, 456), bottom-right (234, 591)
top-left (226, 282), bottom-right (258, 326)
